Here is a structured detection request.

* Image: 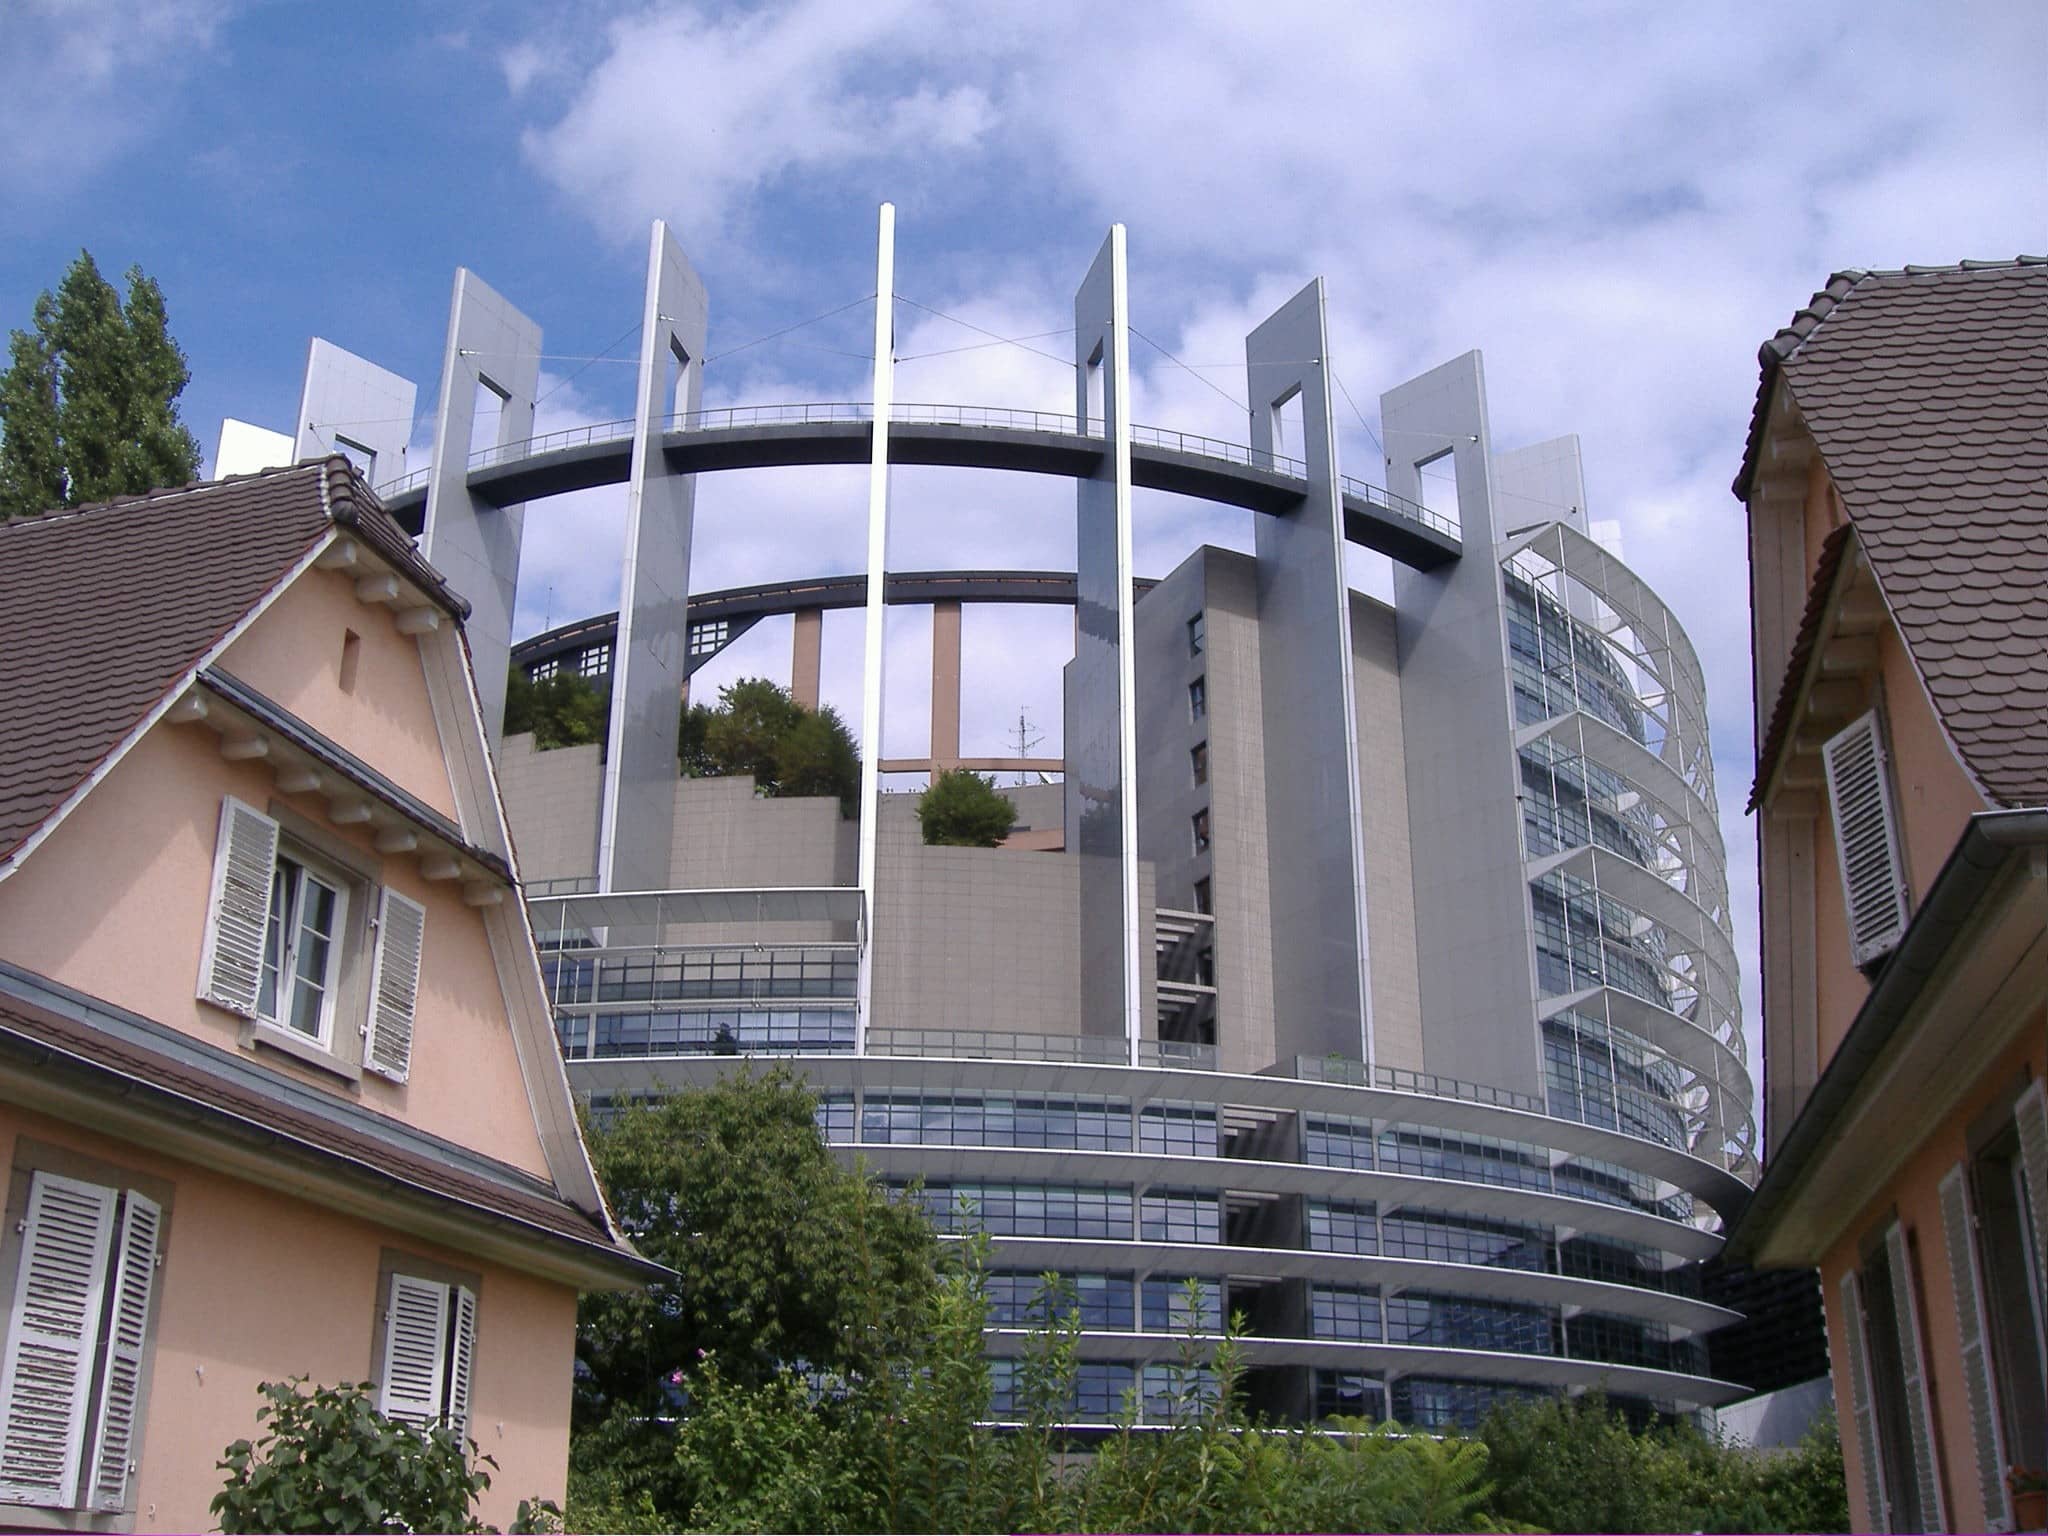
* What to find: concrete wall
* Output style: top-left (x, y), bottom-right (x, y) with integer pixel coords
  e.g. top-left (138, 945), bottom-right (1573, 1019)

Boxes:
top-left (870, 796), bottom-right (1153, 1035)
top-left (499, 736), bottom-right (603, 885)
top-left (1350, 593), bottom-right (1423, 1073)
top-left (0, 1103), bottom-right (576, 1535)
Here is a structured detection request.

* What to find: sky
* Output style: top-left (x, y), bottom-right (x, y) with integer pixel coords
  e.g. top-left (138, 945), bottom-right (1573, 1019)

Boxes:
top-left (5, 0), bottom-right (2045, 1078)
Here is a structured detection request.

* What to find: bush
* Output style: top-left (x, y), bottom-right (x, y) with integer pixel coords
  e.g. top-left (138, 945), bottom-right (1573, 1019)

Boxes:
top-left (679, 677), bottom-right (860, 814)
top-left (212, 1378), bottom-right (494, 1534)
top-left (503, 668), bottom-right (609, 749)
top-left (916, 768), bottom-right (1016, 846)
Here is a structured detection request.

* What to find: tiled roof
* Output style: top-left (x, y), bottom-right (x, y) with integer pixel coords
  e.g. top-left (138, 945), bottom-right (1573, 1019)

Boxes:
top-left (0, 458), bottom-right (466, 866)
top-left (1736, 259), bottom-right (2048, 809)
top-left (0, 981), bottom-right (658, 1278)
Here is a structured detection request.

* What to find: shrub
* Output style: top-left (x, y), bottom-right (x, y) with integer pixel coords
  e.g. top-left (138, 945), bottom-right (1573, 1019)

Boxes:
top-left (916, 768), bottom-right (1016, 846)
top-left (212, 1377), bottom-right (494, 1534)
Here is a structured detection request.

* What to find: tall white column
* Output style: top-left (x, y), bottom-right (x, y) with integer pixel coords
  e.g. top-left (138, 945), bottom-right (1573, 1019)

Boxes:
top-left (855, 203), bottom-right (896, 1053)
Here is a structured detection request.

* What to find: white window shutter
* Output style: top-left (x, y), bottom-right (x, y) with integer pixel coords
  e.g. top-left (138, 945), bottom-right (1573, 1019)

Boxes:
top-left (1937, 1164), bottom-right (2007, 1530)
top-left (0, 1174), bottom-right (117, 1508)
top-left (196, 797), bottom-right (280, 1016)
top-left (1838, 1270), bottom-right (1891, 1533)
top-left (87, 1192), bottom-right (161, 1513)
top-left (377, 1275), bottom-right (448, 1429)
top-left (446, 1286), bottom-right (477, 1443)
top-left (364, 889), bottom-right (426, 1082)
top-left (1883, 1223), bottom-right (1947, 1533)
top-left (1821, 713), bottom-right (1910, 967)
top-left (2016, 1078), bottom-right (2048, 1290)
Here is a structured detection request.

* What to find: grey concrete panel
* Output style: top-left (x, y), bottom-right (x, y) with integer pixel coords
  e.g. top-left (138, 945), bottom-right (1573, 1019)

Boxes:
top-left (293, 339), bottom-right (417, 489)
top-left (1071, 227), bottom-right (1143, 1053)
top-left (1245, 280), bottom-right (1373, 1065)
top-left (1493, 435), bottom-right (1587, 537)
top-left (421, 271), bottom-right (540, 745)
top-left (1350, 593), bottom-right (1424, 1073)
top-left (1384, 353), bottom-right (1544, 1100)
top-left (599, 221), bottom-right (708, 895)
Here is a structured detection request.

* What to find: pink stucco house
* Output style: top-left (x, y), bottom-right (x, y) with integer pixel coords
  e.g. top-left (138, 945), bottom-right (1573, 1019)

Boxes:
top-left (0, 458), bottom-right (659, 1532)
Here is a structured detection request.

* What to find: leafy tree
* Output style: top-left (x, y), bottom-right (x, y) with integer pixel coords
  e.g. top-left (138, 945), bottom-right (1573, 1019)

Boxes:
top-left (504, 667), bottom-right (609, 749)
top-left (679, 677), bottom-right (860, 814)
top-left (916, 767), bottom-right (1016, 846)
top-left (211, 1378), bottom-right (493, 1534)
top-left (0, 251), bottom-right (202, 519)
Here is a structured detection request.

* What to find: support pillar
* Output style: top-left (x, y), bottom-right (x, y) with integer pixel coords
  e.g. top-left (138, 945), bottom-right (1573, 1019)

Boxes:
top-left (1245, 279), bottom-right (1373, 1064)
top-left (598, 220), bottom-right (708, 895)
top-left (1071, 226), bottom-right (1143, 1058)
top-left (855, 204), bottom-right (897, 1052)
top-left (791, 608), bottom-right (823, 710)
top-left (930, 600), bottom-right (962, 771)
top-left (421, 271), bottom-right (541, 746)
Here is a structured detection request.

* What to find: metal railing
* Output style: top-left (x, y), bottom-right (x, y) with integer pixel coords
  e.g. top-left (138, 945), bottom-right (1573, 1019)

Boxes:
top-left (866, 1028), bottom-right (1131, 1066)
top-left (1288, 1055), bottom-right (1547, 1116)
top-left (371, 403), bottom-right (1455, 547)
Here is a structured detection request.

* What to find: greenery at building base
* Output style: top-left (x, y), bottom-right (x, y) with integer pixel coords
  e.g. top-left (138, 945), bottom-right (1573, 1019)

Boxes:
top-left (0, 250), bottom-right (202, 521)
top-left (567, 1075), bottom-right (1850, 1533)
top-left (211, 1378), bottom-right (496, 1534)
top-left (680, 676), bottom-right (861, 815)
top-left (504, 668), bottom-right (611, 749)
top-left (915, 766), bottom-right (1017, 846)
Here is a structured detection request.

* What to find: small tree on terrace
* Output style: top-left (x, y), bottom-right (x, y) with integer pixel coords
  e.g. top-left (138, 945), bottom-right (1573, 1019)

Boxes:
top-left (916, 768), bottom-right (1016, 847)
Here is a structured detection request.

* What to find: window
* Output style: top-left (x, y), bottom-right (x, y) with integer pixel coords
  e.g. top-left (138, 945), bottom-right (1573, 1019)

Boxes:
top-left (375, 1270), bottom-right (477, 1439)
top-left (0, 1168), bottom-right (166, 1513)
top-left (1186, 612), bottom-right (1205, 656)
top-left (1310, 1285), bottom-right (1382, 1341)
top-left (1191, 877), bottom-right (1212, 915)
top-left (1841, 1225), bottom-right (1946, 1533)
top-left (1188, 677), bottom-right (1206, 721)
top-left (197, 797), bottom-right (424, 1081)
top-left (1821, 711), bottom-right (1910, 967)
top-left (575, 643), bottom-right (612, 679)
top-left (1938, 1081), bottom-right (2047, 1528)
top-left (1190, 741), bottom-right (1208, 786)
top-left (1191, 808), bottom-right (1211, 855)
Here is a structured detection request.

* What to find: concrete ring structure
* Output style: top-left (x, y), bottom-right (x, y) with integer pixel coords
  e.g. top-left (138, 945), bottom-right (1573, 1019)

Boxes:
top-left (278, 207), bottom-right (1755, 1430)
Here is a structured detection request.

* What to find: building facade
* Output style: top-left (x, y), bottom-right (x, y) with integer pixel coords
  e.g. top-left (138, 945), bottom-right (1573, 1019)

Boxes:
top-left (1725, 257), bottom-right (2047, 1533)
top-left (0, 461), bottom-right (656, 1532)
top-left (270, 211), bottom-right (1755, 1430)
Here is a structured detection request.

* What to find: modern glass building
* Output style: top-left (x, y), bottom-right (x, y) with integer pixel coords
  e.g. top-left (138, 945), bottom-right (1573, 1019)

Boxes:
top-left (274, 212), bottom-right (1755, 1430)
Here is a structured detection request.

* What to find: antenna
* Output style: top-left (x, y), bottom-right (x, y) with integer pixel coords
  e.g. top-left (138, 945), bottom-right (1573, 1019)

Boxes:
top-left (1010, 707), bottom-right (1044, 786)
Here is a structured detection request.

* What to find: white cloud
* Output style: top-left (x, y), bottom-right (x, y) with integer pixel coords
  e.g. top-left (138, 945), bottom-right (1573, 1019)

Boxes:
top-left (0, 0), bottom-right (235, 196)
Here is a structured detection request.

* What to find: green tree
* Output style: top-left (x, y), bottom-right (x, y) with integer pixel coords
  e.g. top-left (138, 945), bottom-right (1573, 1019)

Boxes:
top-left (211, 1378), bottom-right (493, 1534)
top-left (0, 251), bottom-right (202, 519)
top-left (678, 677), bottom-right (861, 814)
top-left (504, 667), bottom-right (610, 749)
top-left (915, 768), bottom-right (1016, 846)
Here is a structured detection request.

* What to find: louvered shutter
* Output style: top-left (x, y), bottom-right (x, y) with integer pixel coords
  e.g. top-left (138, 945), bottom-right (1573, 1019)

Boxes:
top-left (87, 1192), bottom-right (161, 1513)
top-left (364, 889), bottom-right (426, 1082)
top-left (1884, 1223), bottom-right (1946, 1533)
top-left (377, 1275), bottom-right (448, 1429)
top-left (2016, 1078), bottom-right (2048, 1288)
top-left (1938, 1164), bottom-right (2007, 1530)
top-left (445, 1286), bottom-right (477, 1442)
top-left (0, 1174), bottom-right (116, 1507)
top-left (196, 797), bottom-right (280, 1016)
top-left (1839, 1270), bottom-right (1892, 1532)
top-left (1821, 713), bottom-right (1910, 967)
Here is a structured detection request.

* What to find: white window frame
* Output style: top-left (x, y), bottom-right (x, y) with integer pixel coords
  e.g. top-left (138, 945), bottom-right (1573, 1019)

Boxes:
top-left (0, 1167), bottom-right (166, 1517)
top-left (259, 847), bottom-right (351, 1049)
top-left (197, 797), bottom-right (424, 1084)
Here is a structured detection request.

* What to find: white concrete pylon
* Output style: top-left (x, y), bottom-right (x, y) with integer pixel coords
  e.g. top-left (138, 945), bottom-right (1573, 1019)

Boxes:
top-left (855, 203), bottom-right (896, 1053)
top-left (599, 220), bottom-right (708, 897)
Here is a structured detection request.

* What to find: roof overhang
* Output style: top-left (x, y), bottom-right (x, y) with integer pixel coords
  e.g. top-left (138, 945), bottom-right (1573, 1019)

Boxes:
top-left (1724, 809), bottom-right (2048, 1267)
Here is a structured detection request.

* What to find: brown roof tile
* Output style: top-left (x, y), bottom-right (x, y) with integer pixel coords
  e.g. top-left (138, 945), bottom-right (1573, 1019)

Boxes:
top-left (0, 458), bottom-right (467, 866)
top-left (1738, 259), bottom-right (2048, 809)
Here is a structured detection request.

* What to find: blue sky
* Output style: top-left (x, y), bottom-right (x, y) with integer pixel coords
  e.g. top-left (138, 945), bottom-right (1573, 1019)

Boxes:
top-left (5, 0), bottom-right (2046, 1058)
